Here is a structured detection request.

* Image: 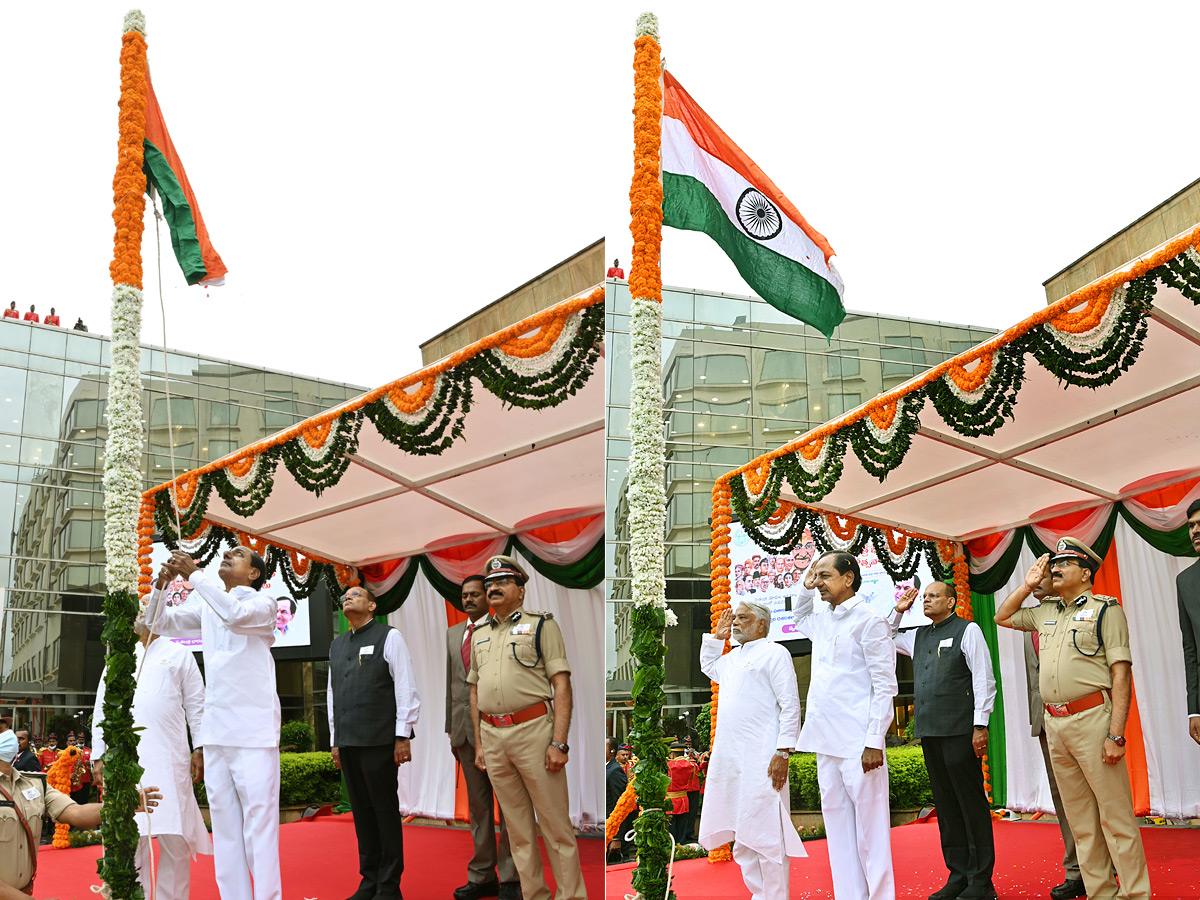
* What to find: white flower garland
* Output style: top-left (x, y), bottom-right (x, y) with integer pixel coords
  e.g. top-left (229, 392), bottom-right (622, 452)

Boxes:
top-left (296, 417), bottom-right (343, 462)
top-left (1041, 283), bottom-right (1125, 353)
top-left (488, 310), bottom-right (582, 377)
top-left (628, 296), bottom-right (666, 612)
top-left (102, 283), bottom-right (145, 596)
top-left (861, 395), bottom-right (912, 445)
top-left (943, 349), bottom-right (1001, 406)
top-left (122, 9), bottom-right (146, 35)
top-left (795, 437), bottom-right (833, 476)
top-left (817, 515), bottom-right (862, 553)
top-left (223, 454), bottom-right (263, 492)
top-left (383, 374), bottom-right (447, 424)
top-left (756, 508), bottom-right (799, 541)
top-left (635, 11), bottom-right (659, 40)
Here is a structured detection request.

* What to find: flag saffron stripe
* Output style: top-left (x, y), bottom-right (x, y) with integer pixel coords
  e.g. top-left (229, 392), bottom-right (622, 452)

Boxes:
top-left (144, 76), bottom-right (227, 286)
top-left (663, 70), bottom-right (835, 265)
top-left (664, 171), bottom-right (846, 338)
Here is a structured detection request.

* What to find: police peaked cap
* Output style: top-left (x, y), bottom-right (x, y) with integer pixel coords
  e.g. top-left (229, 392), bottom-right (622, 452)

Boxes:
top-left (1050, 537), bottom-right (1103, 573)
top-left (483, 554), bottom-right (528, 585)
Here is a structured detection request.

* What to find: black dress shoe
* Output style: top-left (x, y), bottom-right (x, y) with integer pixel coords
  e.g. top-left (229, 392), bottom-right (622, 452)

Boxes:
top-left (929, 883), bottom-right (965, 900)
top-left (453, 881), bottom-right (500, 900)
top-left (1050, 880), bottom-right (1087, 900)
top-left (498, 883), bottom-right (522, 900)
top-left (958, 885), bottom-right (998, 900)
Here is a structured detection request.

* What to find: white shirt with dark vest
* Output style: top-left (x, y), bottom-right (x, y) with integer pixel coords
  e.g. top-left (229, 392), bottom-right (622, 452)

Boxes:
top-left (328, 620), bottom-right (420, 746)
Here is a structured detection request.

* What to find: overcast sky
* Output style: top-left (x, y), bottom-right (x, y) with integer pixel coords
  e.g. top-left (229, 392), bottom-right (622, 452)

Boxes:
top-left (3, 2), bottom-right (1198, 393)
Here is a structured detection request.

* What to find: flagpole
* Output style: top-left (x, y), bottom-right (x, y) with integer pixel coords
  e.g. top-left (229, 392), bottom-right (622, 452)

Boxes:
top-left (627, 12), bottom-right (673, 900)
top-left (98, 9), bottom-right (150, 899)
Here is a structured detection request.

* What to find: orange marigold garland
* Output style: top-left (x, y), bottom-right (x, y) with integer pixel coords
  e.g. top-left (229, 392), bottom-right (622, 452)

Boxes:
top-left (606, 772), bottom-right (639, 843)
top-left (48, 746), bottom-right (83, 847)
top-left (100, 13), bottom-right (152, 898)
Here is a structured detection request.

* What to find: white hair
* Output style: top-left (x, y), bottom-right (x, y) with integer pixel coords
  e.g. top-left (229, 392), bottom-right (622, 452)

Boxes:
top-left (736, 599), bottom-right (772, 624)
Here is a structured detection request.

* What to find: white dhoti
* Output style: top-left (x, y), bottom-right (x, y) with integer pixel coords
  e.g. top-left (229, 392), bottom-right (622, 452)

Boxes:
top-left (816, 753), bottom-right (894, 900)
top-left (92, 638), bottom-right (213, 900)
top-left (135, 834), bottom-right (193, 900)
top-left (733, 832), bottom-right (793, 900)
top-left (206, 744), bottom-right (282, 900)
top-left (699, 633), bottom-right (806, 900)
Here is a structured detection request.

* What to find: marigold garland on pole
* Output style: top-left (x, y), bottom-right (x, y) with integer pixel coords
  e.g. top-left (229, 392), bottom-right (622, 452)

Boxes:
top-left (626, 12), bottom-right (675, 900)
top-left (98, 11), bottom-right (150, 898)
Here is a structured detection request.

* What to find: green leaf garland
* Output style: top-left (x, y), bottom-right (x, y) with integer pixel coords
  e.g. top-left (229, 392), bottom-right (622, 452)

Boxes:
top-left (927, 345), bottom-right (1026, 438)
top-left (363, 371), bottom-right (473, 457)
top-left (96, 587), bottom-right (145, 900)
top-left (212, 447), bottom-right (281, 516)
top-left (278, 411), bottom-right (364, 496)
top-left (846, 392), bottom-right (926, 480)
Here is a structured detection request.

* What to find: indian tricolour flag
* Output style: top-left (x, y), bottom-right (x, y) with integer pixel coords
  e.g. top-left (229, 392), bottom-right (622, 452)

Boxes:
top-left (662, 70), bottom-right (845, 337)
top-left (143, 75), bottom-right (227, 286)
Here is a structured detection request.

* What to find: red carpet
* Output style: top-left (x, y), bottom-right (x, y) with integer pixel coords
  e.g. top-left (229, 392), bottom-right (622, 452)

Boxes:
top-left (35, 813), bottom-right (603, 899)
top-left (606, 820), bottom-right (1200, 899)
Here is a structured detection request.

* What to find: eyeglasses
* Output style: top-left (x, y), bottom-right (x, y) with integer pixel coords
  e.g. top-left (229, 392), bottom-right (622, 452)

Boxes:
top-left (486, 576), bottom-right (517, 587)
top-left (1049, 559), bottom-right (1081, 570)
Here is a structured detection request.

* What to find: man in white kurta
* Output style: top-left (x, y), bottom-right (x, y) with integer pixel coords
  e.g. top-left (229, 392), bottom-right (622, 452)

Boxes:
top-left (92, 608), bottom-right (211, 900)
top-left (700, 600), bottom-right (806, 900)
top-left (792, 553), bottom-right (898, 900)
top-left (146, 546), bottom-right (282, 900)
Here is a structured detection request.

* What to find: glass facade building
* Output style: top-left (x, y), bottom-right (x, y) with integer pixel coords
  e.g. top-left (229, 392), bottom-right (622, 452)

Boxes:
top-left (605, 279), bottom-right (996, 740)
top-left (0, 320), bottom-right (362, 738)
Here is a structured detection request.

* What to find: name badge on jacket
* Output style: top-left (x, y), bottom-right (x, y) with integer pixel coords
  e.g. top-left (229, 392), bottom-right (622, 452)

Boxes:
top-left (359, 645), bottom-right (375, 655)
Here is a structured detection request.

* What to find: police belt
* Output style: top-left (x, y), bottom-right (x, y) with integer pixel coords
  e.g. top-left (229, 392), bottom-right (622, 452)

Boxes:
top-left (481, 701), bottom-right (549, 728)
top-left (1044, 688), bottom-right (1109, 718)
top-left (0, 779), bottom-right (37, 894)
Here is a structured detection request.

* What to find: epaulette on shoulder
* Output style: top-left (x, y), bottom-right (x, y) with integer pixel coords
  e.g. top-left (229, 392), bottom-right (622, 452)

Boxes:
top-left (1094, 594), bottom-right (1119, 605)
top-left (525, 609), bottom-right (553, 620)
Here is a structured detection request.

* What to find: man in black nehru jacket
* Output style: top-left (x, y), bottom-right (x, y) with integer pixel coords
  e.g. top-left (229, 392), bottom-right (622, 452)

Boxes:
top-left (329, 586), bottom-right (421, 900)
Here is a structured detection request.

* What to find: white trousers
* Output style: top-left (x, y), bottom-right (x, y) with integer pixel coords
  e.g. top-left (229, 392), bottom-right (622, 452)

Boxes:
top-left (732, 840), bottom-right (790, 900)
top-left (205, 744), bottom-right (282, 900)
top-left (816, 753), bottom-right (894, 900)
top-left (135, 834), bottom-right (191, 900)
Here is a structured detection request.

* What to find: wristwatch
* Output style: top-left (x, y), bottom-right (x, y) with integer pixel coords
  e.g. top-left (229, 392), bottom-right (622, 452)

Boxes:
top-left (1106, 733), bottom-right (1126, 747)
top-left (549, 741), bottom-right (569, 753)
top-left (773, 750), bottom-right (790, 759)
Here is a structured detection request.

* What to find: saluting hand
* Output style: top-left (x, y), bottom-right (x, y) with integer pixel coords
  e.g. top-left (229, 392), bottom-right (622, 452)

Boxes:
top-left (1025, 554), bottom-right (1050, 591)
top-left (895, 587), bottom-right (919, 614)
top-left (713, 610), bottom-right (733, 641)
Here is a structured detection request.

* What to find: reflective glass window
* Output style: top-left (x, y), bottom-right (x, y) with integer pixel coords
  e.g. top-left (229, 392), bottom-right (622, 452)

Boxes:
top-left (759, 350), bottom-right (807, 384)
top-left (67, 333), bottom-right (102, 363)
top-left (826, 392), bottom-right (862, 418)
top-left (0, 325), bottom-right (30, 352)
top-left (23, 372), bottom-right (63, 439)
top-left (150, 397), bottom-right (197, 428)
top-left (826, 349), bottom-right (860, 379)
top-left (30, 328), bottom-right (67, 359)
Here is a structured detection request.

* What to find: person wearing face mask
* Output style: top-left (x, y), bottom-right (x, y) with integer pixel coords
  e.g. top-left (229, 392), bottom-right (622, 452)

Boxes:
top-left (0, 728), bottom-right (161, 896)
top-left (467, 554), bottom-right (584, 900)
top-left (699, 600), bottom-right (805, 900)
top-left (995, 539), bottom-right (1150, 900)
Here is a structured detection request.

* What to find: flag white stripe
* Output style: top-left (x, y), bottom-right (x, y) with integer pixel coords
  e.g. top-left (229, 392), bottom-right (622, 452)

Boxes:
top-left (662, 116), bottom-right (844, 297)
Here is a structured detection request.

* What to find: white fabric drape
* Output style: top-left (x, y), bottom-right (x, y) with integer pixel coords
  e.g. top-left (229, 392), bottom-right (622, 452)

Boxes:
top-left (1112, 518), bottom-right (1200, 818)
top-left (391, 571), bottom-right (458, 820)
top-left (1030, 504), bottom-right (1112, 553)
top-left (388, 565), bottom-right (604, 830)
top-left (995, 544), bottom-right (1059, 813)
top-left (519, 515), bottom-right (604, 565)
top-left (968, 530), bottom-right (1017, 575)
top-left (423, 539), bottom-right (509, 585)
top-left (363, 556), bottom-right (412, 595)
top-left (1122, 479), bottom-right (1200, 530)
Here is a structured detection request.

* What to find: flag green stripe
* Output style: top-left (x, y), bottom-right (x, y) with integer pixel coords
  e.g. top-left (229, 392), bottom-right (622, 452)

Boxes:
top-left (143, 139), bottom-right (209, 285)
top-left (969, 590), bottom-right (1007, 808)
top-left (663, 171), bottom-right (846, 338)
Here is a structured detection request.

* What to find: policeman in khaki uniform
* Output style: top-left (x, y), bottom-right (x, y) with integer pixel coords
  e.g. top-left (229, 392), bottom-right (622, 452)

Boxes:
top-left (468, 554), bottom-right (586, 900)
top-left (0, 729), bottom-right (161, 896)
top-left (996, 538), bottom-right (1151, 900)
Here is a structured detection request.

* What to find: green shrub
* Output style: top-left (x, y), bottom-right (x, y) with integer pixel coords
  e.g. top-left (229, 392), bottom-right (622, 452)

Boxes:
top-left (193, 751), bottom-right (340, 809)
top-left (788, 746), bottom-right (932, 810)
top-left (279, 752), bottom-right (341, 807)
top-left (280, 720), bottom-right (315, 753)
top-left (69, 828), bottom-right (103, 847)
top-left (904, 716), bottom-right (915, 742)
top-left (693, 704), bottom-right (711, 753)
